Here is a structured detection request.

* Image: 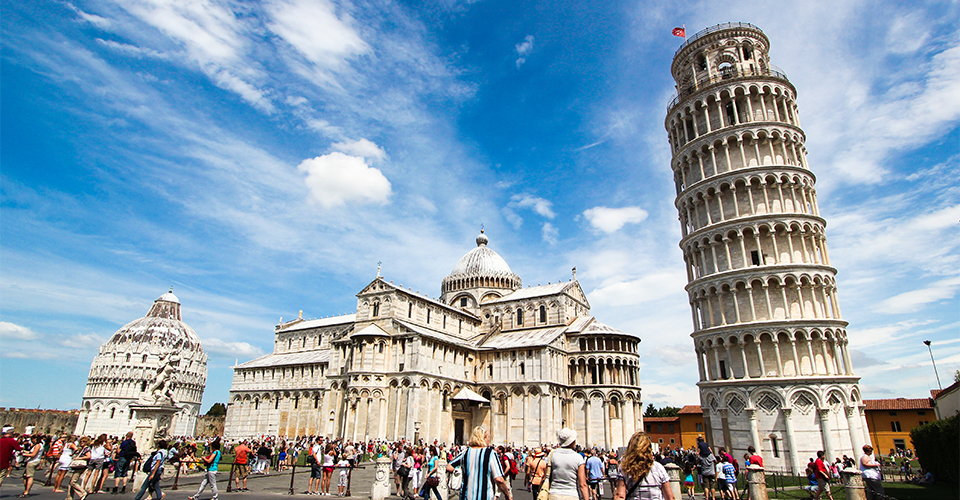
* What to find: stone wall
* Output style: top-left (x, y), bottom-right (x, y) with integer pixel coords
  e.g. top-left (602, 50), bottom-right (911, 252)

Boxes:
top-left (0, 408), bottom-right (79, 435)
top-left (195, 415), bottom-right (225, 436)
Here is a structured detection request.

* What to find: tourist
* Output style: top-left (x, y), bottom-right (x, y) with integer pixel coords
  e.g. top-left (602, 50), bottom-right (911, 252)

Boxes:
top-left (18, 434), bottom-right (43, 497)
top-left (232, 440), bottom-right (251, 491)
top-left (525, 447), bottom-right (548, 500)
top-left (307, 438), bottom-right (323, 495)
top-left (544, 428), bottom-right (590, 500)
top-left (321, 443), bottom-right (336, 496)
top-left (112, 432), bottom-right (137, 494)
top-left (133, 440), bottom-right (167, 500)
top-left (720, 454), bottom-right (737, 500)
top-left (336, 456), bottom-right (350, 496)
top-left (67, 437), bottom-right (92, 500)
top-left (94, 436), bottom-right (116, 493)
top-left (858, 445), bottom-right (883, 500)
top-left (613, 431), bottom-right (674, 500)
top-left (812, 451), bottom-right (832, 500)
top-left (84, 434), bottom-right (108, 493)
top-left (605, 451), bottom-right (620, 498)
top-left (55, 436), bottom-right (78, 493)
top-left (256, 442), bottom-right (271, 475)
top-left (697, 446), bottom-right (717, 500)
top-left (682, 464), bottom-right (695, 499)
top-left (398, 446), bottom-right (416, 500)
top-left (420, 446), bottom-right (442, 500)
top-left (447, 426), bottom-right (513, 500)
top-left (746, 446), bottom-right (762, 468)
top-left (188, 437), bottom-right (221, 500)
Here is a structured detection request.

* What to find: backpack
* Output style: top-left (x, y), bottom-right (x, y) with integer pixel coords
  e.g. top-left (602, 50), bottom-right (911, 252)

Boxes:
top-left (141, 451), bottom-right (158, 473)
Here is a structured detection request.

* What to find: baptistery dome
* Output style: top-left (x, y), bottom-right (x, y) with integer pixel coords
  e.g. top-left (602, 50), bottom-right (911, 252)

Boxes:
top-left (75, 290), bottom-right (207, 437)
top-left (441, 230), bottom-right (521, 306)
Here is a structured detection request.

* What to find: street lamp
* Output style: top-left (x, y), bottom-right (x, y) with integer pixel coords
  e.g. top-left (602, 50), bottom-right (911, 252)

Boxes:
top-left (923, 340), bottom-right (943, 391)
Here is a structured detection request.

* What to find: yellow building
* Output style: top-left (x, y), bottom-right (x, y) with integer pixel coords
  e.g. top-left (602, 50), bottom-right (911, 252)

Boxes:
top-left (864, 398), bottom-right (936, 457)
top-left (678, 405), bottom-right (704, 451)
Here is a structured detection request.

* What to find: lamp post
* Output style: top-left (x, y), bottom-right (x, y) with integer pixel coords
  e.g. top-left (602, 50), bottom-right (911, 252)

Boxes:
top-left (923, 340), bottom-right (942, 391)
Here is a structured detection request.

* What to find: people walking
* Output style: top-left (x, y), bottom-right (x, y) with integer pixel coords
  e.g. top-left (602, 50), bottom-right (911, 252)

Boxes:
top-left (188, 437), bottom-right (221, 500)
top-left (232, 440), bottom-right (251, 492)
top-left (447, 426), bottom-right (513, 500)
top-left (545, 428), bottom-right (590, 500)
top-left (113, 432), bottom-right (137, 494)
top-left (133, 440), bottom-right (167, 500)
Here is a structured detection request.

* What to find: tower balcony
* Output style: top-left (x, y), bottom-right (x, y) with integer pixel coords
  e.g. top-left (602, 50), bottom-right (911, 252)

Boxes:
top-left (667, 65), bottom-right (793, 114)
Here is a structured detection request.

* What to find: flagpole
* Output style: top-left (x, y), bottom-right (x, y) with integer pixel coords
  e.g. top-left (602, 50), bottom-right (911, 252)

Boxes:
top-left (683, 24), bottom-right (687, 40)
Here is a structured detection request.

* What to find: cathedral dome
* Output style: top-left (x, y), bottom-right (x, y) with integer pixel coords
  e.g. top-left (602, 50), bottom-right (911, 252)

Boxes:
top-left (442, 231), bottom-right (521, 298)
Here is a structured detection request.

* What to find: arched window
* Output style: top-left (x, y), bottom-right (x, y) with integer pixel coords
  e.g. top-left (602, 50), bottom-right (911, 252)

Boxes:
top-left (408, 303), bottom-right (413, 318)
top-left (770, 435), bottom-right (780, 457)
top-left (488, 364), bottom-right (493, 377)
top-left (539, 305), bottom-right (547, 323)
top-left (126, 353), bottom-right (131, 362)
top-left (427, 309), bottom-right (431, 323)
top-left (516, 308), bottom-right (523, 326)
top-left (110, 408), bottom-right (116, 419)
top-left (373, 302), bottom-right (380, 317)
top-left (142, 354), bottom-right (147, 363)
top-left (520, 362), bottom-right (525, 376)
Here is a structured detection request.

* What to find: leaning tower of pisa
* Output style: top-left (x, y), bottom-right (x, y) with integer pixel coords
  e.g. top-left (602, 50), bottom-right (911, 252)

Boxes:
top-left (665, 23), bottom-right (869, 472)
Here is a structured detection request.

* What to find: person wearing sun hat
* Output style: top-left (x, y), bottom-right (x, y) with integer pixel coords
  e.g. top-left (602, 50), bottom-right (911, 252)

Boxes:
top-left (547, 429), bottom-right (591, 500)
top-left (525, 448), bottom-right (548, 500)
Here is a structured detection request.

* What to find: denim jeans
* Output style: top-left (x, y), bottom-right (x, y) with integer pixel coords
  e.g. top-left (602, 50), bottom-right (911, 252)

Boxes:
top-left (134, 472), bottom-right (162, 500)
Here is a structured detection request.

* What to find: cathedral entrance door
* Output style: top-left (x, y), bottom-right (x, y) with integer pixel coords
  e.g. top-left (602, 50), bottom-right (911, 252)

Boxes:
top-left (454, 419), bottom-right (464, 445)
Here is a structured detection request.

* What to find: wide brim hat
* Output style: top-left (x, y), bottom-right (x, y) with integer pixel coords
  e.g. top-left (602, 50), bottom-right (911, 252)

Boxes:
top-left (557, 428), bottom-right (577, 448)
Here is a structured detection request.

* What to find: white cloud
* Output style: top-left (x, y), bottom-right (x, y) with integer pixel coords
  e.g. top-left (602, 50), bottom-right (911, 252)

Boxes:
top-left (332, 138), bottom-right (387, 163)
top-left (508, 194), bottom-right (555, 218)
top-left (876, 276), bottom-right (960, 314)
top-left (542, 222), bottom-right (558, 244)
top-left (583, 206), bottom-right (649, 233)
top-left (266, 0), bottom-right (369, 71)
top-left (96, 39), bottom-right (169, 60)
top-left (297, 152), bottom-right (392, 209)
top-left (67, 2), bottom-right (111, 28)
top-left (202, 337), bottom-right (265, 359)
top-left (589, 271), bottom-right (687, 307)
top-left (306, 119), bottom-right (343, 137)
top-left (515, 35), bottom-right (534, 68)
top-left (0, 322), bottom-right (39, 340)
top-left (60, 333), bottom-right (105, 349)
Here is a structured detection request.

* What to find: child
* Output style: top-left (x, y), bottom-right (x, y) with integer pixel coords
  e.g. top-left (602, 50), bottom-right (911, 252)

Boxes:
top-left (683, 464), bottom-right (695, 499)
top-left (337, 458), bottom-right (350, 496)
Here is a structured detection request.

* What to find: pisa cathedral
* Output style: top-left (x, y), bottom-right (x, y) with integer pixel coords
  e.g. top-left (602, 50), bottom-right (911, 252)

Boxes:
top-left (666, 23), bottom-right (867, 472)
top-left (224, 231), bottom-right (643, 449)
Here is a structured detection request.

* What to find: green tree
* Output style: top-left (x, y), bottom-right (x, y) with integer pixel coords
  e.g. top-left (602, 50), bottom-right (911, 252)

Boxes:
top-left (205, 402), bottom-right (226, 417)
top-left (644, 403), bottom-right (657, 417)
top-left (954, 369), bottom-right (959, 383)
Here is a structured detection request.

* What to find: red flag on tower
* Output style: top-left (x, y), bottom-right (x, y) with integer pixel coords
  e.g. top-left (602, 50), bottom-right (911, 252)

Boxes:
top-left (672, 27), bottom-right (686, 38)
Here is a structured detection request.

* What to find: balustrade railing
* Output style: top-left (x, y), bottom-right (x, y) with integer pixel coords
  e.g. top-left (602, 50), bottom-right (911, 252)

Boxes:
top-left (667, 65), bottom-right (790, 112)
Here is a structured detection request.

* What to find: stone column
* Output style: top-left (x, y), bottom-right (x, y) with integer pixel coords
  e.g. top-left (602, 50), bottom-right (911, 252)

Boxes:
top-left (747, 409), bottom-right (762, 454)
top-left (782, 408), bottom-right (801, 474)
top-left (746, 465), bottom-right (769, 500)
top-left (845, 407), bottom-right (864, 459)
top-left (371, 457), bottom-right (392, 500)
top-left (664, 463), bottom-right (682, 500)
top-left (818, 409), bottom-right (836, 461)
top-left (841, 467), bottom-right (866, 500)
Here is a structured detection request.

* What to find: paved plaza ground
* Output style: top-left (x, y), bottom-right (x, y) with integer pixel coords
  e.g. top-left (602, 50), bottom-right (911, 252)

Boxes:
top-left (0, 464), bottom-right (624, 500)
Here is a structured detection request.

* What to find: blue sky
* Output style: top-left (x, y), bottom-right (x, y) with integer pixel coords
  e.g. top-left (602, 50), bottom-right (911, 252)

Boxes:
top-left (2, 0), bottom-right (958, 413)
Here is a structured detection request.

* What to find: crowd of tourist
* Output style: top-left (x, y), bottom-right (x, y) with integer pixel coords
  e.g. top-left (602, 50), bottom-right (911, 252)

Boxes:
top-left (0, 423), bottom-right (923, 500)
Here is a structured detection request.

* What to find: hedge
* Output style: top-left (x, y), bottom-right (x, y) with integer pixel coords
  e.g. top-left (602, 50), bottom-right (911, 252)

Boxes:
top-left (910, 413), bottom-right (958, 484)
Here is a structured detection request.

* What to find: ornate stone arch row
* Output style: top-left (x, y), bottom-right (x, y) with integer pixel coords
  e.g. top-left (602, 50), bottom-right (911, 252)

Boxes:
top-left (677, 166), bottom-right (815, 222)
top-left (681, 218), bottom-right (828, 280)
top-left (567, 356), bottom-right (640, 386)
top-left (482, 299), bottom-right (562, 329)
top-left (693, 324), bottom-right (853, 381)
top-left (687, 268), bottom-right (842, 331)
top-left (668, 77), bottom-right (800, 157)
